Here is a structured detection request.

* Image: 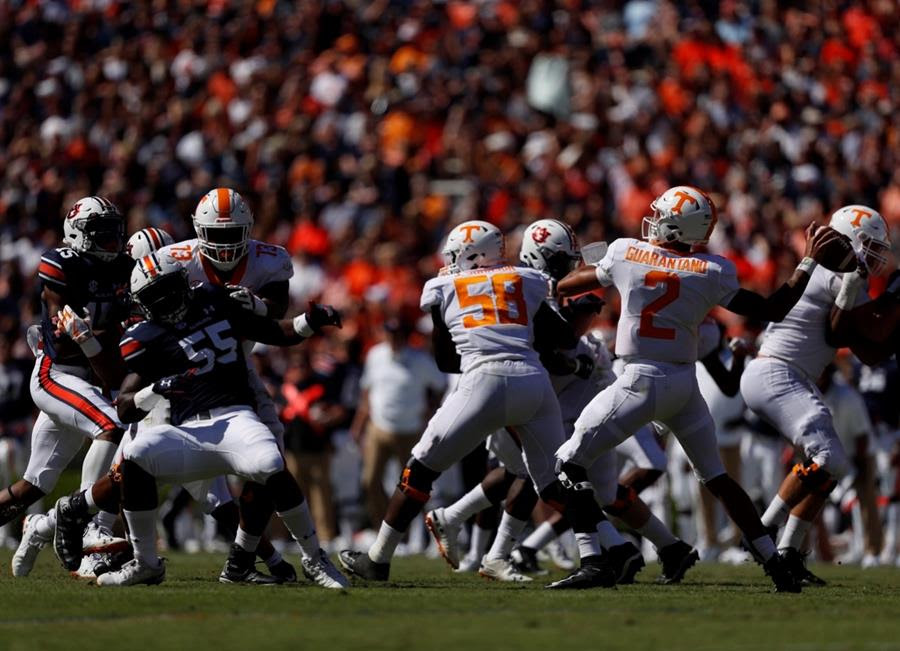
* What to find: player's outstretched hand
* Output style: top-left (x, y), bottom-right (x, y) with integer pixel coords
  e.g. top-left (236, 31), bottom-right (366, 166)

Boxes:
top-left (152, 368), bottom-right (198, 398)
top-left (728, 337), bottom-right (756, 360)
top-left (803, 223), bottom-right (840, 263)
top-left (227, 284), bottom-right (268, 316)
top-left (307, 302), bottom-right (342, 332)
top-left (56, 305), bottom-right (93, 344)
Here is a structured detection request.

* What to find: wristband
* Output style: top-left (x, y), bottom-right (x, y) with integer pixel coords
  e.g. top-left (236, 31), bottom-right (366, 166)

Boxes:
top-left (79, 336), bottom-right (102, 358)
top-left (293, 313), bottom-right (314, 337)
top-left (134, 385), bottom-right (163, 412)
top-left (835, 271), bottom-right (864, 311)
top-left (796, 257), bottom-right (817, 276)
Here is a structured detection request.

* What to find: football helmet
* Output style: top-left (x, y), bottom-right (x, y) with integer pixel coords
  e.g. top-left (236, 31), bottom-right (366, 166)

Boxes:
top-left (642, 186), bottom-right (717, 246)
top-left (62, 196), bottom-right (124, 262)
top-left (442, 220), bottom-right (505, 273)
top-left (829, 205), bottom-right (891, 276)
top-left (520, 219), bottom-right (581, 281)
top-left (130, 253), bottom-right (191, 324)
top-left (126, 227), bottom-right (175, 260)
top-left (192, 188), bottom-right (253, 271)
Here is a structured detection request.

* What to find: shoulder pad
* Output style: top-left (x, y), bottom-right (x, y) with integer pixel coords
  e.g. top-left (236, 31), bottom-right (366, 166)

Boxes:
top-left (38, 248), bottom-right (79, 286)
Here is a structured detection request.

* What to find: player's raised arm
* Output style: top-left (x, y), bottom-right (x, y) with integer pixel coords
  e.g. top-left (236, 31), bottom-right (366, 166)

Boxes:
top-left (430, 306), bottom-right (461, 373)
top-left (558, 265), bottom-right (605, 298)
top-left (725, 224), bottom-right (843, 322)
top-left (227, 298), bottom-right (342, 346)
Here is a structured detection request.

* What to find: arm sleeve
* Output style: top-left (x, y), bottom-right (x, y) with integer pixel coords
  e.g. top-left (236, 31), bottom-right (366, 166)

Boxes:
top-left (716, 259), bottom-right (741, 307)
top-left (594, 240), bottom-right (619, 287)
top-left (420, 278), bottom-right (443, 311)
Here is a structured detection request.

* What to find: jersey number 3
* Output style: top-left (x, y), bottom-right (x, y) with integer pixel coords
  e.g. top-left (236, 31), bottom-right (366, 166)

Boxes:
top-left (178, 321), bottom-right (238, 374)
top-left (454, 273), bottom-right (528, 329)
top-left (639, 271), bottom-right (680, 340)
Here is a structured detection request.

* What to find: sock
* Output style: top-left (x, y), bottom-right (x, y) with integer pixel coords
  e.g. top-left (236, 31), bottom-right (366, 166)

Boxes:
top-left (469, 523), bottom-right (493, 559)
top-left (443, 485), bottom-right (492, 527)
top-left (637, 513), bottom-right (677, 549)
top-left (779, 515), bottom-right (813, 551)
top-left (34, 511), bottom-right (56, 539)
top-left (368, 522), bottom-right (403, 565)
top-left (484, 512), bottom-right (527, 561)
top-left (277, 501), bottom-right (321, 559)
top-left (80, 440), bottom-right (118, 488)
top-left (123, 509), bottom-right (160, 568)
top-left (751, 534), bottom-right (776, 561)
top-left (93, 511), bottom-right (117, 531)
top-left (596, 520), bottom-right (625, 548)
top-left (761, 495), bottom-right (790, 529)
top-left (235, 527), bottom-right (261, 553)
top-left (575, 532), bottom-right (602, 559)
top-left (84, 486), bottom-right (99, 511)
top-left (263, 549), bottom-right (284, 569)
top-left (521, 521), bottom-right (555, 552)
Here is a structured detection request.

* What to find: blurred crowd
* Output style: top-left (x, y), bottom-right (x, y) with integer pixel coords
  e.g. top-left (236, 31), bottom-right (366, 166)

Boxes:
top-left (0, 1), bottom-right (898, 563)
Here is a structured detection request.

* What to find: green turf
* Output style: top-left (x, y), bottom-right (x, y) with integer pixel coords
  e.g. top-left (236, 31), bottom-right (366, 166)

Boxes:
top-left (0, 550), bottom-right (898, 651)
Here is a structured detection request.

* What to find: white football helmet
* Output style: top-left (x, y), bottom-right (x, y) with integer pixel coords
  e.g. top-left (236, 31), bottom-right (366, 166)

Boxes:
top-left (62, 196), bottom-right (124, 261)
top-left (519, 219), bottom-right (581, 281)
top-left (126, 227), bottom-right (175, 260)
top-left (829, 205), bottom-right (891, 276)
top-left (130, 253), bottom-right (191, 324)
top-left (642, 185), bottom-right (717, 246)
top-left (442, 220), bottom-right (505, 273)
top-left (192, 188), bottom-right (253, 271)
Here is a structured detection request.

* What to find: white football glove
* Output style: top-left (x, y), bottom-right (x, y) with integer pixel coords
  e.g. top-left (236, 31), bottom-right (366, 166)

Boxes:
top-left (227, 284), bottom-right (268, 317)
top-left (57, 305), bottom-right (101, 357)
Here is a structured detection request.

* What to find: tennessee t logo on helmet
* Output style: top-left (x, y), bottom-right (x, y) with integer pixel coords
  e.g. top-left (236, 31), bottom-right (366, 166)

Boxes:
top-left (459, 224), bottom-right (481, 243)
top-left (670, 191), bottom-right (697, 214)
top-left (848, 208), bottom-right (872, 227)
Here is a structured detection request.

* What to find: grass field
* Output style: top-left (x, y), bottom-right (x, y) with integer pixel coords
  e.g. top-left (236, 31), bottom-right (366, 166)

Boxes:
top-left (0, 550), bottom-right (898, 651)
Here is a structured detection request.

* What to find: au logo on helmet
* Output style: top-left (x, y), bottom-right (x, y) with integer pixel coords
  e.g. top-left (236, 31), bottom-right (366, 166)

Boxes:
top-left (67, 203), bottom-right (82, 220)
top-left (531, 227), bottom-right (551, 244)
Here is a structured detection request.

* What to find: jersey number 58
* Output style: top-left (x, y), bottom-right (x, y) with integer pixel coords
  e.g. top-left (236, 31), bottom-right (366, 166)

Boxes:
top-left (454, 273), bottom-right (528, 329)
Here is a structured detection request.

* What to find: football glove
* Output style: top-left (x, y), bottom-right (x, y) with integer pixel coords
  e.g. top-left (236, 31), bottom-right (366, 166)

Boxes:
top-left (572, 354), bottom-right (595, 379)
top-left (57, 305), bottom-right (101, 356)
top-left (306, 303), bottom-right (342, 332)
top-left (152, 368), bottom-right (198, 399)
top-left (227, 284), bottom-right (268, 317)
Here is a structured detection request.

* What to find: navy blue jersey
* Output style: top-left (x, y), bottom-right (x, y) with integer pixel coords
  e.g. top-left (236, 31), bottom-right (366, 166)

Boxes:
top-left (38, 247), bottom-right (133, 365)
top-left (119, 286), bottom-right (256, 425)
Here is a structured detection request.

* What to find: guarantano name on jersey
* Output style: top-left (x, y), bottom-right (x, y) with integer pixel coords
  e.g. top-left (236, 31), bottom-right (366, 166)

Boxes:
top-left (594, 238), bottom-right (740, 364)
top-left (38, 247), bottom-right (133, 365)
top-left (420, 265), bottom-right (557, 373)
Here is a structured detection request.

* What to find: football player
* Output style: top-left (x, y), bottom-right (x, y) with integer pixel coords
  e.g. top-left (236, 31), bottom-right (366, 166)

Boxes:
top-left (741, 205), bottom-right (893, 584)
top-left (339, 221), bottom-right (617, 586)
top-left (554, 185), bottom-right (840, 592)
top-left (126, 227), bottom-right (175, 259)
top-left (53, 253), bottom-right (347, 587)
top-left (9, 197), bottom-right (132, 578)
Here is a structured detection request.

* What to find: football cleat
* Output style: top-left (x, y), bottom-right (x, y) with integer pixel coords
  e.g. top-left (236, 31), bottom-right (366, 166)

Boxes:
top-left (740, 524), bottom-right (779, 565)
top-left (779, 547), bottom-right (826, 586)
top-left (11, 514), bottom-right (49, 577)
top-left (74, 552), bottom-right (115, 580)
top-left (96, 558), bottom-right (166, 587)
top-left (763, 553), bottom-right (802, 593)
top-left (424, 508), bottom-right (461, 570)
top-left (82, 521), bottom-right (130, 555)
top-left (607, 542), bottom-right (645, 584)
top-left (219, 544), bottom-right (280, 585)
top-left (545, 555), bottom-right (617, 590)
top-left (53, 493), bottom-right (91, 571)
top-left (268, 558), bottom-right (298, 583)
top-left (478, 557), bottom-right (533, 582)
top-left (545, 539), bottom-right (577, 571)
top-left (455, 552), bottom-right (481, 573)
top-left (301, 549), bottom-right (350, 589)
top-left (509, 546), bottom-right (548, 576)
top-left (657, 540), bottom-right (699, 585)
top-left (338, 549), bottom-right (390, 582)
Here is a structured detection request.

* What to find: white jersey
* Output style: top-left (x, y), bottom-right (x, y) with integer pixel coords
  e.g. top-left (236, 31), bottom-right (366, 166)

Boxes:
top-left (159, 238), bottom-right (293, 291)
top-left (595, 238), bottom-right (740, 364)
top-left (551, 332), bottom-right (614, 423)
top-left (758, 265), bottom-right (868, 380)
top-left (420, 265), bottom-right (555, 374)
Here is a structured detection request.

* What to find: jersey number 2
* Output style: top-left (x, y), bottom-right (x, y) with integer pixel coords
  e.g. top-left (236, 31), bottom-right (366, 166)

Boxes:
top-left (178, 321), bottom-right (238, 374)
top-left (454, 273), bottom-right (528, 329)
top-left (638, 271), bottom-right (680, 340)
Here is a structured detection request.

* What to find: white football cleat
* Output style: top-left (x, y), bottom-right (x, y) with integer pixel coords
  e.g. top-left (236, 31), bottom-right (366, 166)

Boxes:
top-left (11, 514), bottom-right (49, 577)
top-left (82, 521), bottom-right (129, 554)
top-left (96, 558), bottom-right (166, 587)
top-left (425, 508), bottom-right (461, 569)
top-left (301, 549), bottom-right (350, 589)
top-left (74, 552), bottom-right (112, 580)
top-left (478, 557), bottom-right (533, 582)
top-left (545, 539), bottom-right (576, 570)
top-left (455, 552), bottom-right (481, 573)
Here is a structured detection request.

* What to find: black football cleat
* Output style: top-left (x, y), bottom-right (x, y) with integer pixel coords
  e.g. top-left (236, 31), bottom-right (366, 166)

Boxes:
top-left (510, 546), bottom-right (549, 576)
top-left (268, 558), bottom-right (298, 583)
top-left (53, 492), bottom-right (92, 571)
top-left (607, 542), bottom-right (645, 584)
top-left (657, 540), bottom-right (699, 584)
top-left (763, 552), bottom-right (802, 593)
top-left (545, 555), bottom-right (617, 590)
top-left (779, 547), bottom-right (826, 586)
top-left (338, 549), bottom-right (390, 581)
top-left (219, 544), bottom-right (280, 585)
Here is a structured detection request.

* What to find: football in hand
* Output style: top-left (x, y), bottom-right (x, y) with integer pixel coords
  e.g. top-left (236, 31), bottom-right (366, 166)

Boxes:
top-left (816, 227), bottom-right (857, 273)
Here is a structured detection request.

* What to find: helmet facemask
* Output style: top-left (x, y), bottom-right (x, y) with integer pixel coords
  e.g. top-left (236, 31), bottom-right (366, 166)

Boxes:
top-left (195, 222), bottom-right (250, 270)
top-left (857, 232), bottom-right (891, 276)
top-left (70, 216), bottom-right (124, 261)
top-left (135, 270), bottom-right (191, 324)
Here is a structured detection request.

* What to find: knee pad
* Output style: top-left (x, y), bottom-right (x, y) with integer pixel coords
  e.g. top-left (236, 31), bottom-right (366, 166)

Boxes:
top-left (603, 484), bottom-right (637, 517)
top-left (398, 460), bottom-right (439, 504)
top-left (792, 463), bottom-right (837, 495)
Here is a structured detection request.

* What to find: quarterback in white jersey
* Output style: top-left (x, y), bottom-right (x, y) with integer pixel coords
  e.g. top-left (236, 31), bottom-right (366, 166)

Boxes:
top-left (340, 220), bottom-right (617, 586)
top-left (556, 185), bottom-right (841, 592)
top-left (741, 205), bottom-right (892, 585)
